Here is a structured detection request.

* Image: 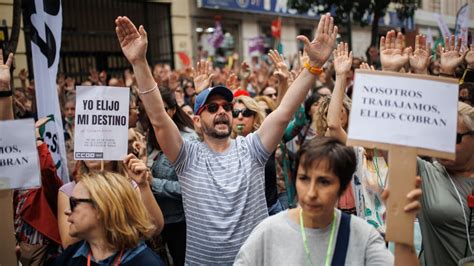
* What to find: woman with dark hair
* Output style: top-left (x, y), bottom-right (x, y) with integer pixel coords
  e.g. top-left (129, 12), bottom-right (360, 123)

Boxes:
top-left (147, 87), bottom-right (199, 266)
top-left (235, 137), bottom-right (421, 266)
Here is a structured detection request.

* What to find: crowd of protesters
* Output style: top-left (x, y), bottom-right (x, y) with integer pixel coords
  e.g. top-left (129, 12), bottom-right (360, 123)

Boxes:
top-left (0, 12), bottom-right (473, 266)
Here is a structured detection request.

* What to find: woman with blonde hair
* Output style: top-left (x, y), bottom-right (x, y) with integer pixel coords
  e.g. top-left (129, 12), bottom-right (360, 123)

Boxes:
top-left (53, 171), bottom-right (165, 265)
top-left (57, 154), bottom-right (164, 248)
top-left (254, 95), bottom-right (276, 115)
top-left (232, 96), bottom-right (266, 137)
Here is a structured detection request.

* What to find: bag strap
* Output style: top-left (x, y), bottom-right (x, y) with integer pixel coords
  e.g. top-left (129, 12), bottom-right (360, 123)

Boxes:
top-left (331, 212), bottom-right (351, 266)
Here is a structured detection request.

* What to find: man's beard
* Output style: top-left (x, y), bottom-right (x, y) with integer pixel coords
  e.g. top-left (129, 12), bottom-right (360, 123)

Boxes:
top-left (201, 114), bottom-right (231, 139)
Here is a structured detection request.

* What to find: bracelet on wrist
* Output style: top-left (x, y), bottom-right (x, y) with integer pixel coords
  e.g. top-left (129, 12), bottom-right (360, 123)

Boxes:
top-left (303, 61), bottom-right (323, 75)
top-left (138, 84), bottom-right (158, 95)
top-left (0, 89), bottom-right (13, 98)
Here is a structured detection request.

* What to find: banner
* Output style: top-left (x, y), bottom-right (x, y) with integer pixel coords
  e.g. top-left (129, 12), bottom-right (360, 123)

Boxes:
top-left (434, 13), bottom-right (451, 40)
top-left (24, 0), bottom-right (68, 182)
top-left (0, 119), bottom-right (40, 190)
top-left (455, 3), bottom-right (470, 48)
top-left (74, 86), bottom-right (129, 161)
top-left (208, 20), bottom-right (224, 49)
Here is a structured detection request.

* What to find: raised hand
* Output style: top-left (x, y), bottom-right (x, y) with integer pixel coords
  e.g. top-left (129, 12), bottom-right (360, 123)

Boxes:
top-left (268, 49), bottom-right (290, 84)
top-left (19, 68), bottom-right (28, 82)
top-left (465, 44), bottom-right (474, 69)
top-left (360, 62), bottom-right (375, 71)
top-left (409, 35), bottom-right (432, 74)
top-left (193, 60), bottom-right (215, 94)
top-left (238, 61), bottom-right (251, 82)
top-left (380, 31), bottom-right (411, 72)
top-left (439, 35), bottom-right (467, 76)
top-left (115, 16), bottom-right (148, 65)
top-left (226, 73), bottom-right (240, 92)
top-left (0, 49), bottom-right (13, 89)
top-left (296, 13), bottom-right (338, 67)
top-left (124, 153), bottom-right (151, 188)
top-left (333, 42), bottom-right (353, 76)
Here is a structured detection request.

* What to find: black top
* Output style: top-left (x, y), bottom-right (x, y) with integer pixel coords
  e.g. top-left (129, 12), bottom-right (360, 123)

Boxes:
top-left (265, 152), bottom-right (278, 207)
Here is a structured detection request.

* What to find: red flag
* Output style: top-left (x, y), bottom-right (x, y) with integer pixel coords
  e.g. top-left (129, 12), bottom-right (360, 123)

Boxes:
top-left (177, 52), bottom-right (191, 67)
top-left (271, 17), bottom-right (281, 39)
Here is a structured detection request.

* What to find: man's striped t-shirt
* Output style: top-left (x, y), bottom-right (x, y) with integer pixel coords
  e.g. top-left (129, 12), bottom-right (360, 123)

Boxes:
top-left (173, 132), bottom-right (270, 265)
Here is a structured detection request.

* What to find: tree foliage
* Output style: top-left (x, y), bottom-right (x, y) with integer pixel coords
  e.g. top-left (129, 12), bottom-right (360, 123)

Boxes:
top-left (288, 0), bottom-right (418, 45)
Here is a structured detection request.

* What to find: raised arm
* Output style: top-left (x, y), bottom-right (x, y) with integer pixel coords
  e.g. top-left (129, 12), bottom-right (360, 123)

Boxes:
top-left (0, 50), bottom-right (14, 121)
top-left (327, 42), bottom-right (352, 143)
top-left (115, 16), bottom-right (182, 162)
top-left (257, 14), bottom-right (337, 152)
top-left (124, 153), bottom-right (164, 235)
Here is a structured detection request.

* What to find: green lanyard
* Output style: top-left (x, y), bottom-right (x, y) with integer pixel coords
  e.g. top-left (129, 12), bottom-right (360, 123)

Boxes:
top-left (299, 208), bottom-right (337, 266)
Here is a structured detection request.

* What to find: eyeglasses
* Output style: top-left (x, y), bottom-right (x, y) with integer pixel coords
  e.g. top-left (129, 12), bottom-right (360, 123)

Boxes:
top-left (456, 131), bottom-right (474, 144)
top-left (69, 197), bottom-right (94, 212)
top-left (197, 102), bottom-right (233, 115)
top-left (232, 108), bottom-right (256, 118)
top-left (264, 92), bottom-right (278, 98)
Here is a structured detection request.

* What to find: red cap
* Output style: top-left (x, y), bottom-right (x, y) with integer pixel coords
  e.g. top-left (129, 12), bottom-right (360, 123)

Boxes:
top-left (467, 195), bottom-right (474, 208)
top-left (233, 89), bottom-right (250, 97)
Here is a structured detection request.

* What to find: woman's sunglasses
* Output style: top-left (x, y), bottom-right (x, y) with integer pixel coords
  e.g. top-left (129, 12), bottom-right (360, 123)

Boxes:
top-left (457, 131), bottom-right (474, 144)
top-left (69, 197), bottom-right (94, 212)
top-left (232, 108), bottom-right (256, 118)
top-left (197, 102), bottom-right (233, 115)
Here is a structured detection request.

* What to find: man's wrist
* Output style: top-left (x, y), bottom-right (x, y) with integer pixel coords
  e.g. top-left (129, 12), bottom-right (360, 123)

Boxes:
top-left (131, 59), bottom-right (149, 69)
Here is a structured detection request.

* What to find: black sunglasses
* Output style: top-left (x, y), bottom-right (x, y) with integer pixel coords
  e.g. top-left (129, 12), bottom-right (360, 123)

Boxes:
top-left (198, 102), bottom-right (233, 115)
top-left (264, 92), bottom-right (278, 98)
top-left (69, 197), bottom-right (94, 212)
top-left (456, 131), bottom-right (474, 144)
top-left (232, 108), bottom-right (256, 118)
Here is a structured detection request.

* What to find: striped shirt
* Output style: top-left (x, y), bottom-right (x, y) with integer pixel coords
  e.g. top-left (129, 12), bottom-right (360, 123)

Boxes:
top-left (174, 132), bottom-right (270, 265)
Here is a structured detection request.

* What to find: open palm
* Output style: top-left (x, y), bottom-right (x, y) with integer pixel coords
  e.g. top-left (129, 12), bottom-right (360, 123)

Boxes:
top-left (333, 42), bottom-right (353, 75)
top-left (115, 16), bottom-right (148, 65)
top-left (409, 35), bottom-right (431, 73)
top-left (380, 31), bottom-right (410, 71)
top-left (193, 60), bottom-right (215, 94)
top-left (297, 13), bottom-right (338, 67)
top-left (466, 44), bottom-right (474, 69)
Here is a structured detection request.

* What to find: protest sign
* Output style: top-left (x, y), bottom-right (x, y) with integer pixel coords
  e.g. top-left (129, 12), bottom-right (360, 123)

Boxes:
top-left (348, 70), bottom-right (459, 157)
top-left (0, 119), bottom-right (40, 190)
top-left (74, 86), bottom-right (129, 161)
top-left (347, 70), bottom-right (458, 245)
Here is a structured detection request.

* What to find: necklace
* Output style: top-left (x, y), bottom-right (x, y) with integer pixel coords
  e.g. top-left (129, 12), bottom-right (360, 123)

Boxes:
top-left (299, 208), bottom-right (337, 266)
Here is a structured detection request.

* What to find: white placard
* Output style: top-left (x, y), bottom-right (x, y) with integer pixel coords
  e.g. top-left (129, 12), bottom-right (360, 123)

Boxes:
top-left (348, 70), bottom-right (459, 154)
top-left (0, 119), bottom-right (40, 190)
top-left (74, 86), bottom-right (129, 161)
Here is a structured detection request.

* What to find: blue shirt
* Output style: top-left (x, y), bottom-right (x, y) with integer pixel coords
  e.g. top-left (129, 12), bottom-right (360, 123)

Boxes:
top-left (73, 241), bottom-right (147, 265)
